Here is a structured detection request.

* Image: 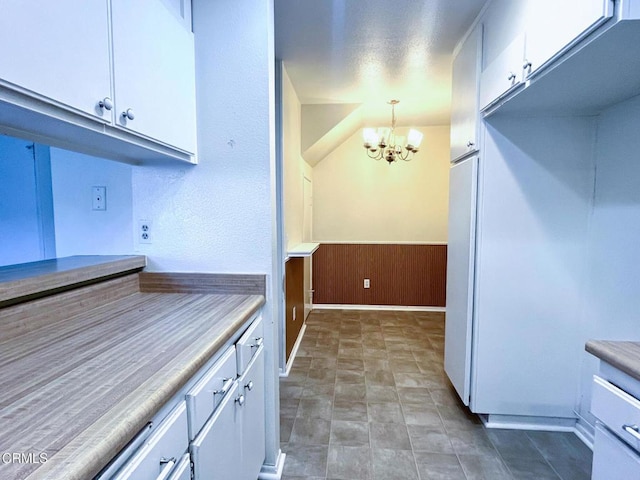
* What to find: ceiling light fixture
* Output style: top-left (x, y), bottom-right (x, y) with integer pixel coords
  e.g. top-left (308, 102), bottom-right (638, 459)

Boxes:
top-left (362, 100), bottom-right (423, 164)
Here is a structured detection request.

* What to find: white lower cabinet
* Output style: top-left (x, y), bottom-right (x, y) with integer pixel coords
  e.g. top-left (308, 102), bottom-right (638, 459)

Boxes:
top-left (101, 313), bottom-right (266, 480)
top-left (191, 342), bottom-right (266, 480)
top-left (191, 381), bottom-right (242, 479)
top-left (591, 375), bottom-right (640, 479)
top-left (239, 346), bottom-right (266, 480)
top-left (166, 454), bottom-right (192, 480)
top-left (111, 402), bottom-right (189, 480)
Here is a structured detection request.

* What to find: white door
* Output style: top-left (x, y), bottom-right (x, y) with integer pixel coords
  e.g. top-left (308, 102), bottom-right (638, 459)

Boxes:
top-left (239, 347), bottom-right (266, 480)
top-left (0, 0), bottom-right (112, 120)
top-left (444, 156), bottom-right (478, 406)
top-left (450, 25), bottom-right (482, 162)
top-left (111, 0), bottom-right (197, 153)
top-left (191, 382), bottom-right (241, 480)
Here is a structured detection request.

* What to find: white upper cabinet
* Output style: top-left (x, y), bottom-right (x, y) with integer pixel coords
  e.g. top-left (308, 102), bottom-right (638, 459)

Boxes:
top-left (111, 0), bottom-right (197, 154)
top-left (0, 0), bottom-right (112, 120)
top-left (479, 33), bottom-right (525, 110)
top-left (451, 25), bottom-right (482, 162)
top-left (523, 0), bottom-right (614, 78)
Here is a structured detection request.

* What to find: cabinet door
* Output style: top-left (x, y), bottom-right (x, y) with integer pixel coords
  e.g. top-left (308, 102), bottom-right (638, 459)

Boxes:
top-left (0, 0), bottom-right (112, 120)
top-left (479, 33), bottom-right (525, 110)
top-left (524, 0), bottom-right (613, 77)
top-left (444, 157), bottom-right (478, 406)
top-left (111, 0), bottom-right (197, 153)
top-left (450, 25), bottom-right (482, 162)
top-left (239, 346), bottom-right (266, 480)
top-left (191, 382), bottom-right (241, 480)
top-left (112, 402), bottom-right (189, 480)
top-left (592, 424), bottom-right (640, 479)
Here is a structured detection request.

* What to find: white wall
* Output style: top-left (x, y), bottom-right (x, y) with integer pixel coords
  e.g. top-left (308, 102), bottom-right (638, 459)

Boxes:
top-left (312, 125), bottom-right (450, 242)
top-left (133, 0), bottom-right (280, 469)
top-left (577, 95), bottom-right (640, 427)
top-left (50, 148), bottom-right (133, 257)
top-left (282, 65), bottom-right (310, 251)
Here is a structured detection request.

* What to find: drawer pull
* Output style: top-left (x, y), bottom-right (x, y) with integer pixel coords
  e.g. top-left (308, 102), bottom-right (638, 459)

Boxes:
top-left (245, 380), bottom-right (254, 391)
top-left (157, 457), bottom-right (176, 480)
top-left (250, 337), bottom-right (263, 348)
top-left (623, 424), bottom-right (640, 441)
top-left (213, 377), bottom-right (234, 397)
top-left (236, 394), bottom-right (245, 406)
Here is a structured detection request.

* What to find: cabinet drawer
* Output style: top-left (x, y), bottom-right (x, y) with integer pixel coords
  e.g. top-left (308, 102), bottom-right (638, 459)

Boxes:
top-left (592, 423), bottom-right (640, 479)
top-left (236, 315), bottom-right (264, 376)
top-left (185, 345), bottom-right (236, 440)
top-left (112, 401), bottom-right (189, 480)
top-left (592, 375), bottom-right (640, 451)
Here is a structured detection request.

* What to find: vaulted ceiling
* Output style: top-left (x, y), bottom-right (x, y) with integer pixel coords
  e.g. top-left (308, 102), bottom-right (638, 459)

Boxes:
top-left (275, 0), bottom-right (487, 130)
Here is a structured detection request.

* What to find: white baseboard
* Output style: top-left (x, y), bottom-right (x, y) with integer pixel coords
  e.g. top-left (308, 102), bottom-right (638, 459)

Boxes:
top-left (258, 451), bottom-right (286, 480)
top-left (279, 324), bottom-right (306, 378)
top-left (574, 416), bottom-right (595, 450)
top-left (480, 414), bottom-right (576, 431)
top-left (312, 304), bottom-right (445, 312)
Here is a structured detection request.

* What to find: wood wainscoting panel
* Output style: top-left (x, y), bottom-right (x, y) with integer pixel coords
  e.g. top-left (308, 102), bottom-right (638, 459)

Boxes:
top-left (285, 257), bottom-right (305, 361)
top-left (312, 244), bottom-right (447, 307)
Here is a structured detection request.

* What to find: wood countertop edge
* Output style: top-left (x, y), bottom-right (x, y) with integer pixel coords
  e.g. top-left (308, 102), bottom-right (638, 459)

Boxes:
top-left (0, 256), bottom-right (146, 306)
top-left (586, 340), bottom-right (640, 382)
top-left (25, 295), bottom-right (265, 480)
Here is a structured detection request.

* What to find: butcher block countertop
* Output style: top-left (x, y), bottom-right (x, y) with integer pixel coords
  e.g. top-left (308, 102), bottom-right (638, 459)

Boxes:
top-left (586, 340), bottom-right (640, 382)
top-left (0, 257), bottom-right (265, 480)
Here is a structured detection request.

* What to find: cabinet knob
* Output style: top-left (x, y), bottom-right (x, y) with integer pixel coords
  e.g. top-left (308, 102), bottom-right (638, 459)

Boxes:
top-left (507, 72), bottom-right (517, 82)
top-left (98, 97), bottom-right (113, 111)
top-left (466, 141), bottom-right (475, 148)
top-left (245, 381), bottom-right (254, 391)
top-left (523, 59), bottom-right (532, 74)
top-left (121, 108), bottom-right (135, 121)
top-left (236, 394), bottom-right (245, 406)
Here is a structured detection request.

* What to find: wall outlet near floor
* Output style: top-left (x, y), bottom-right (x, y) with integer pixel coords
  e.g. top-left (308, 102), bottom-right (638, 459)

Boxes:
top-left (364, 278), bottom-right (370, 289)
top-left (138, 220), bottom-right (152, 244)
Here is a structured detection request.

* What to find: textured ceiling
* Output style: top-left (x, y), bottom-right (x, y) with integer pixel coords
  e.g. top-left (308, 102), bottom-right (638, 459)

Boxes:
top-left (275, 0), bottom-right (487, 126)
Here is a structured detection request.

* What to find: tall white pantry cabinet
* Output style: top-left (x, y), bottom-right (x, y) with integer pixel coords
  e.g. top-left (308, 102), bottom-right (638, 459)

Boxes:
top-left (445, 0), bottom-right (640, 437)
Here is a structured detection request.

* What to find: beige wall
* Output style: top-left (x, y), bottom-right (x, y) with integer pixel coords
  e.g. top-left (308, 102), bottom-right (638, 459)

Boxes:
top-left (282, 66), bottom-right (312, 250)
top-left (312, 125), bottom-right (450, 242)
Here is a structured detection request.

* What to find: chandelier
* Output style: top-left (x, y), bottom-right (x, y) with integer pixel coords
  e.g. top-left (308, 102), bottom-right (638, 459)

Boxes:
top-left (362, 100), bottom-right (423, 164)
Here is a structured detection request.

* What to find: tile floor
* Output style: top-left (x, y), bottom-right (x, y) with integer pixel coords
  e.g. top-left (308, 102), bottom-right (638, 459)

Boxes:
top-left (279, 309), bottom-right (593, 480)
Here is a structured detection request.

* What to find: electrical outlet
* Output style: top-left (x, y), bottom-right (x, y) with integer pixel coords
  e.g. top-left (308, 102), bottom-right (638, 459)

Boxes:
top-left (139, 220), bottom-right (152, 244)
top-left (364, 278), bottom-right (370, 289)
top-left (92, 186), bottom-right (106, 211)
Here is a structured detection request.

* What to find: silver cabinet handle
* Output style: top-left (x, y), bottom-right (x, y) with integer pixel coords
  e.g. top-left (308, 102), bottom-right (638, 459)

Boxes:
top-left (623, 424), bottom-right (640, 441)
top-left (507, 72), bottom-right (517, 81)
top-left (122, 108), bottom-right (135, 120)
top-left (98, 97), bottom-right (113, 110)
top-left (236, 394), bottom-right (245, 406)
top-left (250, 337), bottom-right (263, 348)
top-left (466, 141), bottom-right (475, 148)
top-left (245, 380), bottom-right (254, 391)
top-left (523, 59), bottom-right (532, 71)
top-left (157, 457), bottom-right (176, 480)
top-left (213, 377), bottom-right (234, 396)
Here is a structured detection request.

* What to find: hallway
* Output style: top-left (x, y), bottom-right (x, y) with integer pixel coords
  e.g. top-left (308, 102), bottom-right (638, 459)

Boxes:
top-left (279, 309), bottom-right (593, 480)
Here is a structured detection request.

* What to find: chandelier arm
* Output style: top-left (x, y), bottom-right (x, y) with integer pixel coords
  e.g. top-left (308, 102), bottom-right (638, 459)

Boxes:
top-left (366, 149), bottom-right (383, 161)
top-left (398, 149), bottom-right (412, 161)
